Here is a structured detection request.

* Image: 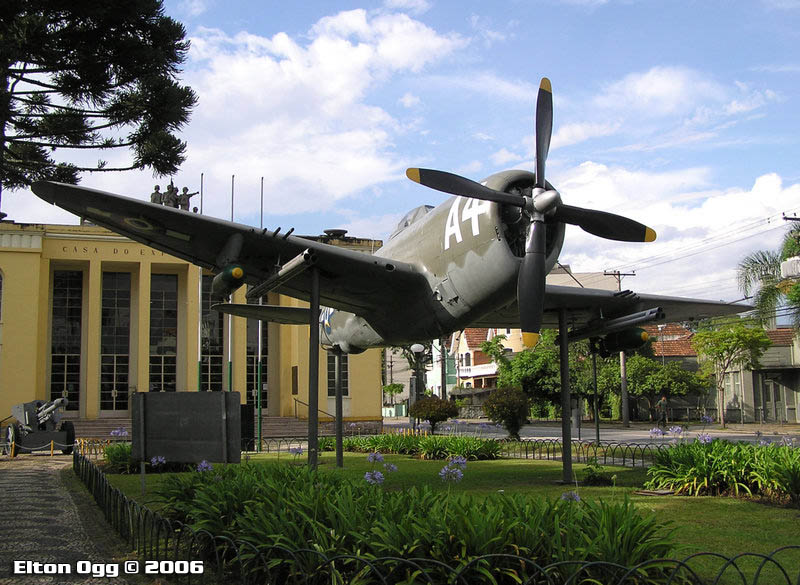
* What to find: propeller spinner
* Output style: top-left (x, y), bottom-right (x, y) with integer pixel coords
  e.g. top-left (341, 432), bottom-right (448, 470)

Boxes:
top-left (407, 77), bottom-right (656, 347)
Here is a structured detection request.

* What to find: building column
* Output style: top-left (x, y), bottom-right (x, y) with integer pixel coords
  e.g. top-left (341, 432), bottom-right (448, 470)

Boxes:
top-left (132, 261), bottom-right (151, 395)
top-left (184, 266), bottom-right (200, 392)
top-left (84, 260), bottom-right (102, 419)
top-left (266, 292), bottom-right (281, 416)
top-left (232, 286), bottom-right (247, 399)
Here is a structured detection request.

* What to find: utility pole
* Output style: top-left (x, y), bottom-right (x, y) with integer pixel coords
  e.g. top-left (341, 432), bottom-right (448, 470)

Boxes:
top-left (605, 270), bottom-right (636, 427)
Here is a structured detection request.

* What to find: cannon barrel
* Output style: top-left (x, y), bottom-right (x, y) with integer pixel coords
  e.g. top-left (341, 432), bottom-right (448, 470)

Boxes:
top-left (37, 397), bottom-right (68, 423)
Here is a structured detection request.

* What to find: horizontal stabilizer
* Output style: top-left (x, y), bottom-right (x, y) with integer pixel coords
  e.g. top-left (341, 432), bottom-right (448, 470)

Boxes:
top-left (212, 303), bottom-right (311, 324)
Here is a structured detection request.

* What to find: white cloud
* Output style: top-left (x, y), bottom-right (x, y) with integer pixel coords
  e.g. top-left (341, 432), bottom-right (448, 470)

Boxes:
top-left (551, 122), bottom-right (620, 150)
top-left (427, 72), bottom-right (536, 102)
top-left (399, 92), bottom-right (421, 108)
top-left (179, 0), bottom-right (209, 17)
top-left (490, 148), bottom-right (522, 166)
top-left (382, 0), bottom-right (432, 15)
top-left (553, 163), bottom-right (800, 302)
top-left (594, 66), bottom-right (727, 117)
top-left (177, 11), bottom-right (464, 218)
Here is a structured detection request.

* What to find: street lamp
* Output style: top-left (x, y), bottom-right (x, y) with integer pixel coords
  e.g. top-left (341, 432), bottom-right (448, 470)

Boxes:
top-left (409, 343), bottom-right (426, 428)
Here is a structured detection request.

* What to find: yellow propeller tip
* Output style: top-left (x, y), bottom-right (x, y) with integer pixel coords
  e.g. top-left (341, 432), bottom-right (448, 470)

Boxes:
top-left (406, 168), bottom-right (421, 184)
top-left (540, 78), bottom-right (552, 93)
top-left (522, 332), bottom-right (540, 348)
top-left (644, 227), bottom-right (657, 242)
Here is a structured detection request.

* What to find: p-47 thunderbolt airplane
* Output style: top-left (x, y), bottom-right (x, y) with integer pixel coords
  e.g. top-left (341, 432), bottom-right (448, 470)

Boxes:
top-left (32, 79), bottom-right (748, 354)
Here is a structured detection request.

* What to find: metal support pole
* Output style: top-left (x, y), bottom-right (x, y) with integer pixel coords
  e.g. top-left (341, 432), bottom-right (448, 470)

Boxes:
top-left (620, 351), bottom-right (630, 427)
top-left (592, 342), bottom-right (600, 444)
top-left (334, 349), bottom-right (344, 468)
top-left (440, 336), bottom-right (447, 400)
top-left (308, 267), bottom-right (320, 469)
top-left (559, 308), bottom-right (572, 483)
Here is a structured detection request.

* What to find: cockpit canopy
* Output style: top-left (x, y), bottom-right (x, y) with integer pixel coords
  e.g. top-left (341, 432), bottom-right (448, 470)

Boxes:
top-left (389, 205), bottom-right (434, 240)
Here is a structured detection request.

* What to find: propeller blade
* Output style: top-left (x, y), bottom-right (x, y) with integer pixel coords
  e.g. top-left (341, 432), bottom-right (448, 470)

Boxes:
top-left (535, 78), bottom-right (553, 188)
top-left (517, 219), bottom-right (547, 347)
top-left (406, 168), bottom-right (524, 207)
top-left (553, 204), bottom-right (657, 242)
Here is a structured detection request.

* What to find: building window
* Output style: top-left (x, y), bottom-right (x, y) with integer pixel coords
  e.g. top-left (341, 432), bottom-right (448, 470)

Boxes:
top-left (464, 353), bottom-right (471, 367)
top-left (149, 274), bottom-right (177, 391)
top-left (200, 274), bottom-right (223, 391)
top-left (327, 353), bottom-right (349, 397)
top-left (51, 270), bottom-right (82, 410)
top-left (101, 272), bottom-right (130, 410)
top-left (246, 291), bottom-right (268, 408)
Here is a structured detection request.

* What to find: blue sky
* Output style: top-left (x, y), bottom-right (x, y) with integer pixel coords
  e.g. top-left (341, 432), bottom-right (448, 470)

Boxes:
top-left (13, 0), bottom-right (800, 306)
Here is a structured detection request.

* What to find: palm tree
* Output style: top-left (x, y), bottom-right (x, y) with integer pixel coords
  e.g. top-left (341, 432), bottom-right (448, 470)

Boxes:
top-left (737, 228), bottom-right (800, 328)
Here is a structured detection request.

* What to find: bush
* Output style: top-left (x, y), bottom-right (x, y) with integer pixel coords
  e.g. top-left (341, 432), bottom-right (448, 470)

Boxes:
top-left (482, 387), bottom-right (529, 440)
top-left (103, 442), bottom-right (135, 473)
top-left (155, 463), bottom-right (676, 584)
top-left (408, 397), bottom-right (458, 432)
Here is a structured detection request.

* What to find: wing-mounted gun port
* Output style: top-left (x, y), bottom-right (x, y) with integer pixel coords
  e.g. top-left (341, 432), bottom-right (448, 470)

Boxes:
top-left (561, 307), bottom-right (664, 344)
top-left (246, 249), bottom-right (317, 299)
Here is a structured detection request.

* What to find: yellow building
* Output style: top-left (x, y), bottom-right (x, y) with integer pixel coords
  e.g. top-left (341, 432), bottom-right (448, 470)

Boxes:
top-left (0, 221), bottom-right (383, 433)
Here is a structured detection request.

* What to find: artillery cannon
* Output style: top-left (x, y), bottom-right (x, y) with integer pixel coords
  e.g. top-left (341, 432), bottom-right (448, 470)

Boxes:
top-left (2, 398), bottom-right (74, 457)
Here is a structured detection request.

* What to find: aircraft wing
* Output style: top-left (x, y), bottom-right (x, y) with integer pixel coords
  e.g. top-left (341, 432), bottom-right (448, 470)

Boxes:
top-left (31, 182), bottom-right (428, 315)
top-left (470, 284), bottom-right (751, 330)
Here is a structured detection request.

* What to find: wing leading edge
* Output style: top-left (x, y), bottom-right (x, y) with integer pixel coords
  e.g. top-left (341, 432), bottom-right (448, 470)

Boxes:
top-left (31, 181), bottom-right (428, 316)
top-left (469, 284), bottom-right (752, 330)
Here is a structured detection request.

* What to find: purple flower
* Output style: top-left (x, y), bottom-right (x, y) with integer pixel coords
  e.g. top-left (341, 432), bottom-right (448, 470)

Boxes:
top-left (439, 465), bottom-right (464, 483)
top-left (560, 490), bottom-right (581, 502)
top-left (758, 438), bottom-right (771, 446)
top-left (110, 427), bottom-right (129, 437)
top-left (288, 446), bottom-right (303, 456)
top-left (696, 433), bottom-right (712, 445)
top-left (383, 463), bottom-right (398, 473)
top-left (700, 414), bottom-right (713, 424)
top-left (196, 460), bottom-right (213, 472)
top-left (367, 452), bottom-right (384, 463)
top-left (669, 426), bottom-right (683, 436)
top-left (780, 436), bottom-right (794, 447)
top-left (448, 455), bottom-right (468, 469)
top-left (150, 455), bottom-right (166, 467)
top-left (365, 470), bottom-right (385, 485)
top-left (649, 428), bottom-right (664, 438)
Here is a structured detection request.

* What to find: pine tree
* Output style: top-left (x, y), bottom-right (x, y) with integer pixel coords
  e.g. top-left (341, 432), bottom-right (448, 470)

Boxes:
top-left (1, 0), bottom-right (198, 216)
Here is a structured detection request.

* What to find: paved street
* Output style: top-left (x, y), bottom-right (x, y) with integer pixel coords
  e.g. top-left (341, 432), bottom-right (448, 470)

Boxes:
top-left (383, 417), bottom-right (800, 444)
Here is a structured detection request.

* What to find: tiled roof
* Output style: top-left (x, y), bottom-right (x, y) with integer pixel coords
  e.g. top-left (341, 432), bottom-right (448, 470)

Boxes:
top-left (464, 328), bottom-right (490, 349)
top-left (651, 338), bottom-right (697, 357)
top-left (767, 328), bottom-right (795, 346)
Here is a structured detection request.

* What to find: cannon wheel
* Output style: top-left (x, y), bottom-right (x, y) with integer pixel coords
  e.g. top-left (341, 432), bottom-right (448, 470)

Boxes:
top-left (60, 420), bottom-right (75, 455)
top-left (5, 424), bottom-right (19, 457)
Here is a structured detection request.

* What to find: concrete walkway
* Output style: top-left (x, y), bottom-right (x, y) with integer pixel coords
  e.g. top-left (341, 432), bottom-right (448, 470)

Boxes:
top-left (0, 454), bottom-right (133, 585)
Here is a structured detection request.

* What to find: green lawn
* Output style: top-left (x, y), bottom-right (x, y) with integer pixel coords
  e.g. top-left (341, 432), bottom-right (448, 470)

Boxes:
top-left (104, 452), bottom-right (800, 580)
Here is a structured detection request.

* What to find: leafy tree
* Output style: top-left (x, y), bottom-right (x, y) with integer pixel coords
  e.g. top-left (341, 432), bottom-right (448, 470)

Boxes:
top-left (737, 228), bottom-right (800, 328)
top-left (408, 396), bottom-right (458, 433)
top-left (625, 355), bottom-right (710, 421)
top-left (382, 383), bottom-right (403, 405)
top-left (691, 323), bottom-right (772, 426)
top-left (482, 387), bottom-right (529, 440)
top-left (1, 0), bottom-right (198, 213)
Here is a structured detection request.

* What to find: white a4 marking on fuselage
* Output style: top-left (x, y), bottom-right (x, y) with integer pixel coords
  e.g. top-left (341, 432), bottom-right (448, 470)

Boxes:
top-left (444, 196), bottom-right (492, 250)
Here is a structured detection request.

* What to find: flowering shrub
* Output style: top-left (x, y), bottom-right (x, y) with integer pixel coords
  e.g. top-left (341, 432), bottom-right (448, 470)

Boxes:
top-left (110, 427), bottom-right (129, 437)
top-left (155, 464), bottom-right (675, 583)
top-left (196, 460), bottom-right (213, 472)
top-left (646, 438), bottom-right (800, 503)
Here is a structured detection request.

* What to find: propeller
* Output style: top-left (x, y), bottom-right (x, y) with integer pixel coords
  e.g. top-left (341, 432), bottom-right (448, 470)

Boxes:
top-left (406, 77), bottom-right (656, 347)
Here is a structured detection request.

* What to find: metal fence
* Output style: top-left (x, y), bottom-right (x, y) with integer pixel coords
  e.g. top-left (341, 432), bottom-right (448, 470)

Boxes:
top-left (73, 453), bottom-right (799, 585)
